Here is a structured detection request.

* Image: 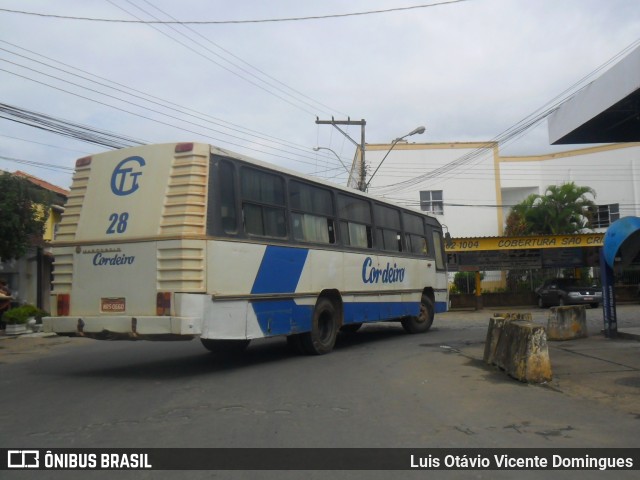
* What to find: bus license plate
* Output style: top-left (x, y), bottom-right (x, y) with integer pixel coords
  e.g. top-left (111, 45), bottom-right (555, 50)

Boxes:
top-left (101, 297), bottom-right (126, 313)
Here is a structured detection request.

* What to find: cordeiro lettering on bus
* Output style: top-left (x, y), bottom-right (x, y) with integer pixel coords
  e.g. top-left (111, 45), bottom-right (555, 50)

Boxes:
top-left (92, 253), bottom-right (135, 266)
top-left (111, 156), bottom-right (145, 196)
top-left (361, 257), bottom-right (405, 284)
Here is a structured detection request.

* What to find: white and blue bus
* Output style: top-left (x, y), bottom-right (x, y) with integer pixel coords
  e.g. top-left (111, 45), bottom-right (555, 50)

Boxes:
top-left (44, 142), bottom-right (448, 354)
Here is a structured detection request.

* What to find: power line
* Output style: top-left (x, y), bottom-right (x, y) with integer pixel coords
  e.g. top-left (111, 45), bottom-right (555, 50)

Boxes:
top-left (0, 133), bottom-right (91, 155)
top-left (0, 1), bottom-right (471, 25)
top-left (0, 39), bottom-right (323, 155)
top-left (127, 0), bottom-right (346, 117)
top-left (0, 102), bottom-right (146, 149)
top-left (0, 101), bottom-right (351, 183)
top-left (0, 40), bottom-right (348, 173)
top-left (371, 37), bottom-right (640, 195)
top-left (0, 64), bottom-right (345, 171)
top-left (0, 154), bottom-right (76, 172)
top-left (105, 0), bottom-right (318, 117)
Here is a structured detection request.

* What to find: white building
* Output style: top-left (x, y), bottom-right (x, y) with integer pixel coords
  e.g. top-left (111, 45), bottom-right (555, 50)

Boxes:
top-left (364, 141), bottom-right (640, 238)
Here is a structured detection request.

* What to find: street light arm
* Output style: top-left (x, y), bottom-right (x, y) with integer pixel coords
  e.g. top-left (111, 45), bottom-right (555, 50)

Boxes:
top-left (365, 139), bottom-right (400, 190)
top-left (313, 146), bottom-right (351, 175)
top-left (365, 125), bottom-right (426, 190)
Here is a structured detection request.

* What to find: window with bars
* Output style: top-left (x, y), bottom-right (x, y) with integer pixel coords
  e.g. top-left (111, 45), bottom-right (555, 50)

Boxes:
top-left (420, 190), bottom-right (443, 215)
top-left (590, 204), bottom-right (620, 228)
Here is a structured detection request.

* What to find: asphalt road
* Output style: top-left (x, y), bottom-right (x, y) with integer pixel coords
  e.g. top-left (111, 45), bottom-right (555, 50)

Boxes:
top-left (1, 305), bottom-right (640, 480)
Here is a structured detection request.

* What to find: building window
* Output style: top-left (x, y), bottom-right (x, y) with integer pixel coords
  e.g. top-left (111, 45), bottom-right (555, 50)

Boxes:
top-left (420, 190), bottom-right (443, 215)
top-left (590, 204), bottom-right (620, 228)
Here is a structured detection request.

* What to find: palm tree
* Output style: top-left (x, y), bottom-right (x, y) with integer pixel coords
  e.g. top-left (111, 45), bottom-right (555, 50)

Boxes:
top-left (505, 182), bottom-right (596, 235)
top-left (538, 183), bottom-right (596, 234)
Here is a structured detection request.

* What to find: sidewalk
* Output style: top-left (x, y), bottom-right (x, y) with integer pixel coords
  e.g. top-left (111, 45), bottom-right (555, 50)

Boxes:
top-left (618, 326), bottom-right (640, 340)
top-left (0, 330), bottom-right (87, 364)
top-left (442, 304), bottom-right (640, 417)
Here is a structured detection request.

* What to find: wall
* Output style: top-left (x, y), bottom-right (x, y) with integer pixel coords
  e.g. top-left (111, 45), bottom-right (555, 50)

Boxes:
top-left (499, 143), bottom-right (640, 221)
top-left (363, 142), bottom-right (640, 240)
top-left (365, 142), bottom-right (501, 238)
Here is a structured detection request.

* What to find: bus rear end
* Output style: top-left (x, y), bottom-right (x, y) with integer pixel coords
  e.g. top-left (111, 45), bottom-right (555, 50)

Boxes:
top-left (45, 143), bottom-right (209, 339)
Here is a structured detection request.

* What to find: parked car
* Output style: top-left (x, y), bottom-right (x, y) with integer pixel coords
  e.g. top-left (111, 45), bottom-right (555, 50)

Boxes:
top-left (535, 278), bottom-right (602, 308)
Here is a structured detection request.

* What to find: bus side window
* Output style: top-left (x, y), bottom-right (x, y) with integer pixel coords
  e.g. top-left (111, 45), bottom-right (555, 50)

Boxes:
top-left (403, 212), bottom-right (428, 255)
top-left (374, 204), bottom-right (402, 252)
top-left (241, 167), bottom-right (287, 238)
top-left (432, 231), bottom-right (446, 270)
top-left (406, 234), bottom-right (428, 255)
top-left (338, 194), bottom-right (373, 249)
top-left (290, 181), bottom-right (335, 244)
top-left (219, 160), bottom-right (237, 234)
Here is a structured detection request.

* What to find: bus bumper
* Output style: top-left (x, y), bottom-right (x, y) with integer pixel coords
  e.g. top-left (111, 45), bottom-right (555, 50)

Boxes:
top-left (43, 315), bottom-right (201, 340)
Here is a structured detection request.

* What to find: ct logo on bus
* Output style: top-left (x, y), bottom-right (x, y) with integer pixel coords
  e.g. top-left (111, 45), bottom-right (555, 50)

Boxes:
top-left (111, 156), bottom-right (146, 196)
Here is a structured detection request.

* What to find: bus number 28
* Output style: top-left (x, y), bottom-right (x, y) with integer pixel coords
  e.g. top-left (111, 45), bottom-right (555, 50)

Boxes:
top-left (106, 212), bottom-right (129, 234)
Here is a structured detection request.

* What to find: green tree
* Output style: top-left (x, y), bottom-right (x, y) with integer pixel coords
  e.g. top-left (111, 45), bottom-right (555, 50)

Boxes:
top-left (0, 172), bottom-right (50, 260)
top-left (505, 182), bottom-right (596, 235)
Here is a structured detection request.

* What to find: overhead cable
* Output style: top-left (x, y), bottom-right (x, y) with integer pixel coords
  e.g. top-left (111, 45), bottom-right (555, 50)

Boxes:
top-left (0, 1), bottom-right (471, 25)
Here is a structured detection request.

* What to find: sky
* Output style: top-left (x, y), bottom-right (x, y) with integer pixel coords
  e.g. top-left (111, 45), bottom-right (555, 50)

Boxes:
top-left (0, 0), bottom-right (639, 190)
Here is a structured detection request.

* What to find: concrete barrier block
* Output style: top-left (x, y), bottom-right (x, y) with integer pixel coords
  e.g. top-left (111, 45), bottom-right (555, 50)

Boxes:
top-left (493, 312), bottom-right (533, 321)
top-left (504, 321), bottom-right (552, 383)
top-left (547, 306), bottom-right (588, 341)
top-left (483, 316), bottom-right (509, 365)
top-left (485, 319), bottom-right (552, 383)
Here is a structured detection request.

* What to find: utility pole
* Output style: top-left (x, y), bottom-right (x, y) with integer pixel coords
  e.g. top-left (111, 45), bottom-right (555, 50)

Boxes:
top-left (315, 117), bottom-right (366, 191)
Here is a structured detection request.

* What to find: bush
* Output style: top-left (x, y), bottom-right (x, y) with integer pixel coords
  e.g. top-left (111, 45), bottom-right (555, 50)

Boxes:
top-left (3, 304), bottom-right (48, 324)
top-left (453, 271), bottom-right (485, 294)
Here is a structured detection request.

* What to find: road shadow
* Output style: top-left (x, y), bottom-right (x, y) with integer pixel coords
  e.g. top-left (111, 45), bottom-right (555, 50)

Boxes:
top-left (39, 323), bottom-right (426, 381)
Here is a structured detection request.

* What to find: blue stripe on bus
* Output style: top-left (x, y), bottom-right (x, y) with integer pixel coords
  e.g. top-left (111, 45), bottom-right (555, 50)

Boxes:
top-left (251, 300), bottom-right (313, 336)
top-left (250, 246), bottom-right (309, 295)
top-left (250, 299), bottom-right (449, 337)
top-left (434, 301), bottom-right (448, 313)
top-left (248, 245), bottom-right (447, 335)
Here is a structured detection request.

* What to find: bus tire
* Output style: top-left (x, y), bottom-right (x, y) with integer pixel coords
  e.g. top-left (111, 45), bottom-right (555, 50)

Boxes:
top-left (200, 338), bottom-right (250, 354)
top-left (301, 297), bottom-right (339, 355)
top-left (401, 296), bottom-right (434, 334)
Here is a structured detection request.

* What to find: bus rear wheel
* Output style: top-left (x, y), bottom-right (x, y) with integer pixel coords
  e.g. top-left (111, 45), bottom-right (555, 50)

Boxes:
top-left (200, 339), bottom-right (250, 354)
top-left (300, 297), bottom-right (339, 355)
top-left (401, 296), bottom-right (434, 334)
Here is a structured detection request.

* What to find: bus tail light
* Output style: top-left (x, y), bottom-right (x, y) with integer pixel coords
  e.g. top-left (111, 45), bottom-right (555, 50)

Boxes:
top-left (57, 294), bottom-right (70, 316)
top-left (175, 142), bottom-right (194, 153)
top-left (156, 292), bottom-right (171, 316)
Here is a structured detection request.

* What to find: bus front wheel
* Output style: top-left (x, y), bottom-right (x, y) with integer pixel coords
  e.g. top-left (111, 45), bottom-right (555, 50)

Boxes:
top-left (401, 296), bottom-right (434, 334)
top-left (301, 297), bottom-right (339, 355)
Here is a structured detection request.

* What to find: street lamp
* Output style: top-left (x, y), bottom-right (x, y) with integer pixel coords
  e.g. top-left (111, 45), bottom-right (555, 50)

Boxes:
top-left (365, 126), bottom-right (426, 191)
top-left (312, 146), bottom-right (351, 175)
